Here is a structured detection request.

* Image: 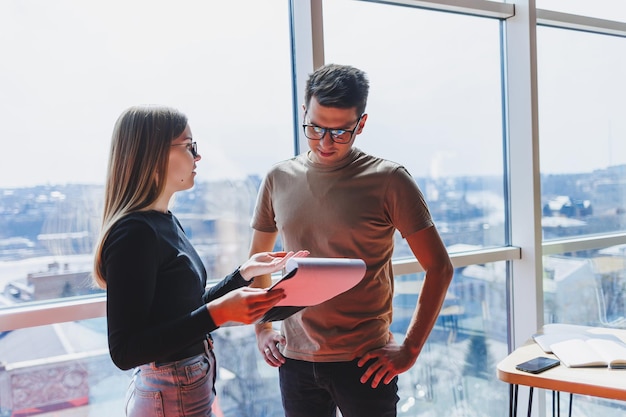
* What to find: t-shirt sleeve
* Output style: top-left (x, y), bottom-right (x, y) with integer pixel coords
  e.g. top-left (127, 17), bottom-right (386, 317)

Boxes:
top-left (386, 166), bottom-right (434, 238)
top-left (250, 171), bottom-right (279, 233)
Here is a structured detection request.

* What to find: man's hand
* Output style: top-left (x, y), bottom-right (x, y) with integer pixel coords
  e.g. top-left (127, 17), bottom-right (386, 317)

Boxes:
top-left (257, 326), bottom-right (286, 367)
top-left (356, 335), bottom-right (419, 388)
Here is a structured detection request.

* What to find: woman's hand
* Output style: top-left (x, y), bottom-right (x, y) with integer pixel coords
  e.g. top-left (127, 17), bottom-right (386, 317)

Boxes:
top-left (239, 250), bottom-right (309, 281)
top-left (207, 287), bottom-right (286, 326)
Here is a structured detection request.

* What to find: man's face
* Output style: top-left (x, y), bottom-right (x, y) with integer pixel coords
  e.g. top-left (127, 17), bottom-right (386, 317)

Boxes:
top-left (303, 96), bottom-right (367, 166)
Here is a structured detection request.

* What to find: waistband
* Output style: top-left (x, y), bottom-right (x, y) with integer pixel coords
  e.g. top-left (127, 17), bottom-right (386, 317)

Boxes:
top-left (155, 333), bottom-right (213, 365)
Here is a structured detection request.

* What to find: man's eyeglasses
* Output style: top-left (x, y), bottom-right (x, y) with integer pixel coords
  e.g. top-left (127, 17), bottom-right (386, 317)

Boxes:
top-left (171, 142), bottom-right (198, 158)
top-left (302, 114), bottom-right (363, 144)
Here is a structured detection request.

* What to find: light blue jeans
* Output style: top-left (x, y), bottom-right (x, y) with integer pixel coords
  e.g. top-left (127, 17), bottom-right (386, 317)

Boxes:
top-left (125, 340), bottom-right (216, 417)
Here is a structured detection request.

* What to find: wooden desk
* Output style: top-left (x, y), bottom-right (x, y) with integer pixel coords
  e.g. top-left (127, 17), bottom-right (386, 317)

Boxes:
top-left (497, 325), bottom-right (626, 416)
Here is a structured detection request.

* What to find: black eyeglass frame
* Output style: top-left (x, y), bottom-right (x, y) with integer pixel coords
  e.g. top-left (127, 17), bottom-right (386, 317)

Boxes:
top-left (302, 112), bottom-right (363, 144)
top-left (171, 141), bottom-right (198, 158)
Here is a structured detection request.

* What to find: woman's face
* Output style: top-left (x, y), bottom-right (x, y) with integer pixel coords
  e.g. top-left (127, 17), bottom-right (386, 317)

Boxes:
top-left (165, 124), bottom-right (201, 193)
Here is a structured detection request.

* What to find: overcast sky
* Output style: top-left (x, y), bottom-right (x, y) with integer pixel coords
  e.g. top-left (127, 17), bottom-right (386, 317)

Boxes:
top-left (0, 0), bottom-right (624, 188)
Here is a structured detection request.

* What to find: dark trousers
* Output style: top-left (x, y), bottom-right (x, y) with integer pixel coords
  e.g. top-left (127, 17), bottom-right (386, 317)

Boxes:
top-left (279, 357), bottom-right (399, 417)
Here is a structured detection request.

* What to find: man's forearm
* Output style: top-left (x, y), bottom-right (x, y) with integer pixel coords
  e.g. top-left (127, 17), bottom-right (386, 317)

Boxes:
top-left (402, 269), bottom-right (453, 357)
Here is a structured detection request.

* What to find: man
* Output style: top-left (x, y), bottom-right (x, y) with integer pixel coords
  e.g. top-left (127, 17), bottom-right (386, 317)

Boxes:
top-left (249, 63), bottom-right (453, 417)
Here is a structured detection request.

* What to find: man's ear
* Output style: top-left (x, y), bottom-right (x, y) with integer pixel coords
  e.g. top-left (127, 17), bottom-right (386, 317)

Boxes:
top-left (356, 113), bottom-right (368, 134)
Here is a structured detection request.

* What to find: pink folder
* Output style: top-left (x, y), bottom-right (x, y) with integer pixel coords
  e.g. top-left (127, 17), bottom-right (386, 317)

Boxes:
top-left (259, 257), bottom-right (366, 322)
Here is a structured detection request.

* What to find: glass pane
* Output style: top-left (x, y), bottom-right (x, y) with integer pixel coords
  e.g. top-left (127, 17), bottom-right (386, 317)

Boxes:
top-left (538, 27), bottom-right (626, 240)
top-left (0, 319), bottom-right (128, 416)
top-left (0, 1), bottom-right (293, 415)
top-left (539, 25), bottom-right (626, 417)
top-left (543, 245), bottom-right (626, 415)
top-left (212, 325), bottom-right (284, 416)
top-left (392, 266), bottom-right (509, 415)
top-left (536, 0), bottom-right (626, 22)
top-left (544, 248), bottom-right (626, 327)
top-left (322, 0), bottom-right (506, 254)
top-left (0, 0), bottom-right (293, 305)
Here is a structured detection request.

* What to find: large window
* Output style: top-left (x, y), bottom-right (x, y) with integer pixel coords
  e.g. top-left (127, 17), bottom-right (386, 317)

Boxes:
top-left (538, 22), bottom-right (626, 416)
top-left (322, 0), bottom-right (506, 252)
top-left (320, 1), bottom-right (508, 415)
top-left (0, 1), bottom-right (292, 415)
top-left (1, 0), bottom-right (626, 416)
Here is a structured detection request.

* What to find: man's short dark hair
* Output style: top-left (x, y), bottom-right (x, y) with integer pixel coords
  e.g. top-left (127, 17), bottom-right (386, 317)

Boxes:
top-left (304, 64), bottom-right (369, 115)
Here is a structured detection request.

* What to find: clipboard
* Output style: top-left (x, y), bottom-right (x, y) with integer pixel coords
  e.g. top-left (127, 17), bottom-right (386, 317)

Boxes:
top-left (259, 257), bottom-right (366, 322)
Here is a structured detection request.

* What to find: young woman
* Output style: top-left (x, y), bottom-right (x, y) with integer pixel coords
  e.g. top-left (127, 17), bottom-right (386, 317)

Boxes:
top-left (93, 105), bottom-right (305, 416)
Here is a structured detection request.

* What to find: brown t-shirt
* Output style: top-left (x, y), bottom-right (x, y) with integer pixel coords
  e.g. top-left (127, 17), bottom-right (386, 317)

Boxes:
top-left (251, 148), bottom-right (433, 361)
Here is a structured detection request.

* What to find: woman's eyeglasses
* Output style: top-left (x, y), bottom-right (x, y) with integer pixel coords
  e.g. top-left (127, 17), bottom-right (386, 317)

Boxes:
top-left (171, 142), bottom-right (198, 158)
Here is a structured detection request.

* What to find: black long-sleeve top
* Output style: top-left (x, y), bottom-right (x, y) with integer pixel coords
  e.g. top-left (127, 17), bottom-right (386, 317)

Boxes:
top-left (102, 210), bottom-right (250, 370)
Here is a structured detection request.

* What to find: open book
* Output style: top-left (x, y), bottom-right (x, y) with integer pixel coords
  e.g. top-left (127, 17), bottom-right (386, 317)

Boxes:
top-left (259, 257), bottom-right (366, 323)
top-left (533, 332), bottom-right (624, 354)
top-left (550, 338), bottom-right (626, 368)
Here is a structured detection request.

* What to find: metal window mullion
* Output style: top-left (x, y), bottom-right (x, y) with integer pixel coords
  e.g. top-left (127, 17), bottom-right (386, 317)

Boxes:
top-left (290, 0), bottom-right (324, 155)
top-left (537, 9), bottom-right (626, 38)
top-left (359, 0), bottom-right (514, 19)
top-left (542, 233), bottom-right (626, 256)
top-left (392, 246), bottom-right (521, 275)
top-left (504, 0), bottom-right (543, 352)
